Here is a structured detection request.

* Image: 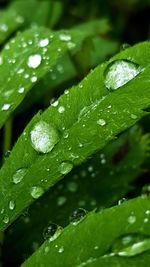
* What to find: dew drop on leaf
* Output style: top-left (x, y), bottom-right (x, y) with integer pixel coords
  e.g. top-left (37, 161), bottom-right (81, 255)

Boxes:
top-left (59, 33), bottom-right (71, 41)
top-left (30, 186), bottom-right (44, 199)
top-left (51, 100), bottom-right (59, 107)
top-left (43, 222), bottom-right (62, 242)
top-left (69, 208), bottom-right (87, 225)
top-left (13, 168), bottom-right (27, 184)
top-left (118, 198), bottom-right (126, 205)
top-left (27, 54), bottom-right (42, 69)
top-left (104, 60), bottom-right (142, 90)
top-left (38, 38), bottom-right (49, 47)
top-left (9, 200), bottom-right (15, 210)
top-left (2, 103), bottom-right (11, 111)
top-left (58, 246), bottom-right (64, 253)
top-left (30, 121), bottom-right (59, 154)
top-left (31, 76), bottom-right (37, 83)
top-left (18, 87), bottom-right (25, 94)
top-left (97, 119), bottom-right (106, 126)
top-left (58, 106), bottom-right (65, 113)
top-left (127, 214), bottom-right (136, 224)
top-left (3, 215), bottom-right (9, 224)
top-left (131, 114), bottom-right (138, 120)
top-left (120, 43), bottom-right (131, 50)
top-left (59, 161), bottom-right (73, 175)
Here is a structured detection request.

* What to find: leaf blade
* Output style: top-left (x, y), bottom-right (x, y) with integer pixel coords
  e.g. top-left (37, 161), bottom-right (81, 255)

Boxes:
top-left (0, 41), bottom-right (150, 230)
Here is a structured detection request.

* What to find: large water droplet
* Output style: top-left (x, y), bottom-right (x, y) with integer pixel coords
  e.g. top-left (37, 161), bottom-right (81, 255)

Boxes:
top-left (30, 186), bottom-right (44, 199)
top-left (30, 121), bottom-right (59, 154)
top-left (104, 60), bottom-right (142, 91)
top-left (69, 208), bottom-right (87, 225)
top-left (13, 168), bottom-right (27, 184)
top-left (59, 161), bottom-right (73, 175)
top-left (27, 54), bottom-right (42, 69)
top-left (43, 222), bottom-right (62, 242)
top-left (111, 234), bottom-right (150, 257)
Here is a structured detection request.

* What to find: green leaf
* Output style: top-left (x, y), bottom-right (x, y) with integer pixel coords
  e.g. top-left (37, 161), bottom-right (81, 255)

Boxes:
top-left (0, 8), bottom-right (24, 45)
top-left (0, 26), bottom-right (96, 128)
top-left (3, 126), bottom-right (149, 264)
top-left (78, 253), bottom-right (150, 267)
top-left (0, 19), bottom-right (109, 127)
top-left (0, 41), bottom-right (150, 231)
top-left (48, 1), bottom-right (63, 28)
top-left (10, 0), bottom-right (52, 27)
top-left (21, 197), bottom-right (150, 267)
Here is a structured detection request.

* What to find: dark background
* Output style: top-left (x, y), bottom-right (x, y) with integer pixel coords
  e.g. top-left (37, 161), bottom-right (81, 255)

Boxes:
top-left (1, 0), bottom-right (150, 44)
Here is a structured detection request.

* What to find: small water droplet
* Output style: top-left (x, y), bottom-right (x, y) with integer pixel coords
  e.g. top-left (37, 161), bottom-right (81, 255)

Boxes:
top-left (63, 131), bottom-right (69, 139)
top-left (38, 38), bottom-right (49, 47)
top-left (59, 33), bottom-right (71, 41)
top-left (30, 186), bottom-right (44, 199)
top-left (9, 200), bottom-right (15, 210)
top-left (18, 87), bottom-right (25, 94)
top-left (59, 161), bottom-right (73, 175)
top-left (58, 246), bottom-right (64, 253)
top-left (131, 114), bottom-right (138, 120)
top-left (13, 168), bottom-right (27, 184)
top-left (144, 218), bottom-right (149, 223)
top-left (67, 42), bottom-right (76, 49)
top-left (58, 106), bottom-right (65, 113)
top-left (30, 121), bottom-right (59, 154)
top-left (43, 222), bottom-right (62, 241)
top-left (118, 198), bottom-right (126, 205)
top-left (104, 60), bottom-right (142, 91)
top-left (2, 103), bottom-right (11, 111)
top-left (127, 215), bottom-right (136, 224)
top-left (0, 23), bottom-right (8, 32)
top-left (69, 208), bottom-right (87, 225)
top-left (3, 215), bottom-right (9, 224)
top-left (31, 76), bottom-right (37, 83)
top-left (97, 119), bottom-right (106, 126)
top-left (17, 68), bottom-right (24, 74)
top-left (120, 43), bottom-right (131, 50)
top-left (27, 54), bottom-right (42, 69)
top-left (16, 15), bottom-right (24, 24)
top-left (44, 246), bottom-right (49, 254)
top-left (145, 210), bottom-right (150, 215)
top-left (1, 209), bottom-right (4, 214)
top-left (51, 100), bottom-right (59, 107)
